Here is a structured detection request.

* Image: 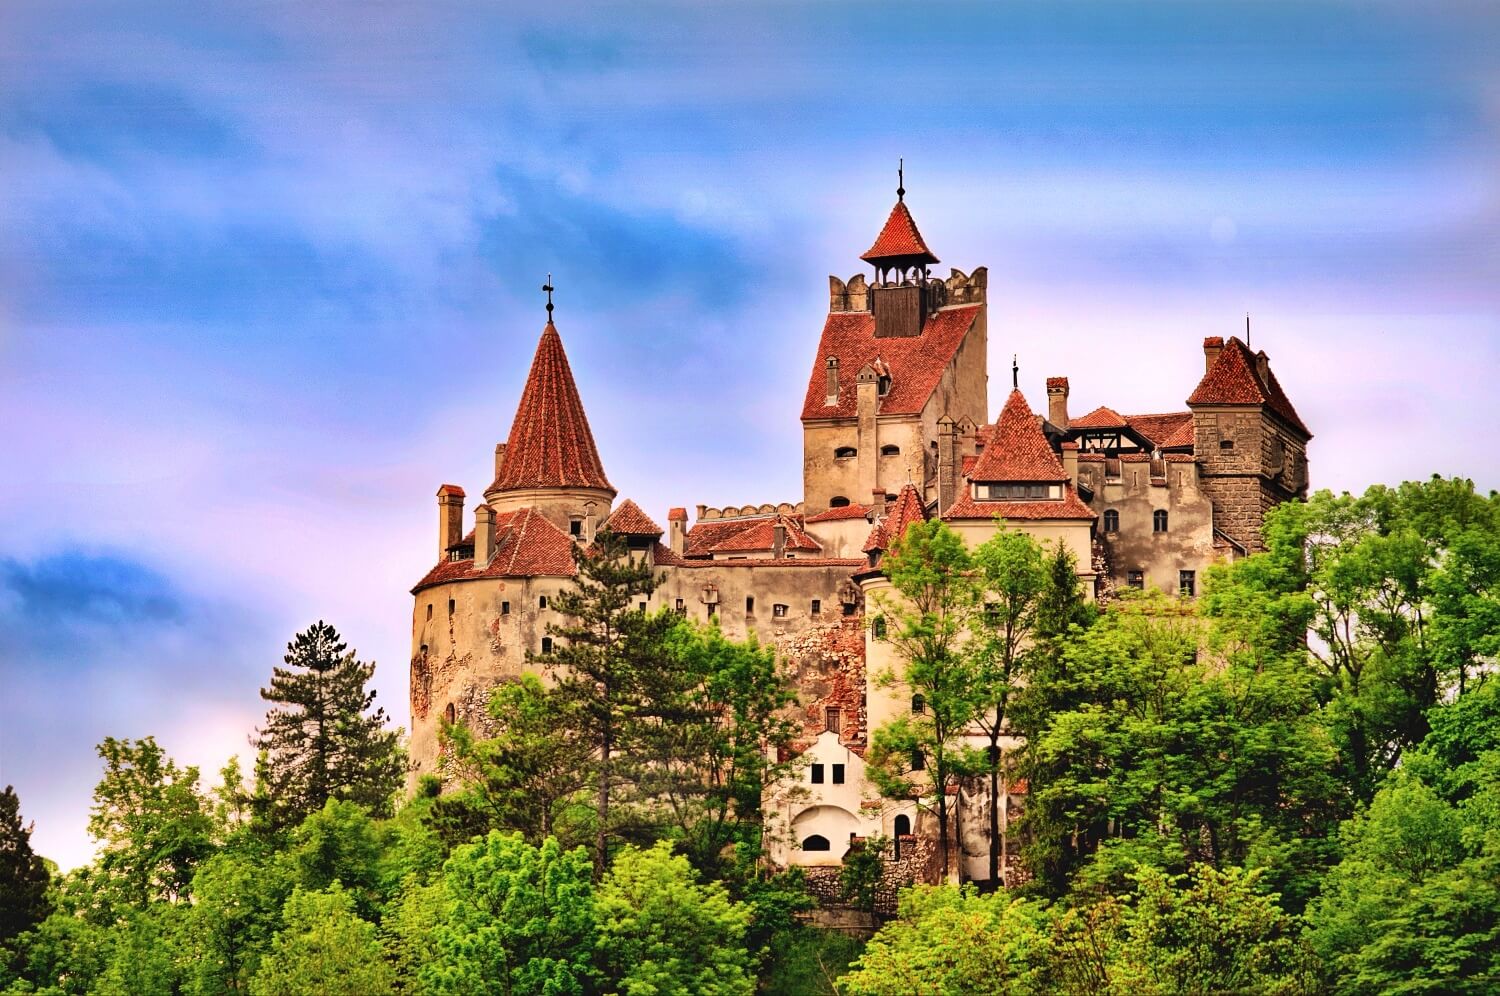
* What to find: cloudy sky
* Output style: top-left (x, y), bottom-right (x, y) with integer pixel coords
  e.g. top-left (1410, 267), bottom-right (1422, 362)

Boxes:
top-left (2, 0), bottom-right (1497, 868)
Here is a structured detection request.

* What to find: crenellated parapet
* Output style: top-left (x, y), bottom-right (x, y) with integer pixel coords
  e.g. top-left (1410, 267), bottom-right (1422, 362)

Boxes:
top-left (695, 501), bottom-right (806, 521)
top-left (828, 267), bottom-right (986, 314)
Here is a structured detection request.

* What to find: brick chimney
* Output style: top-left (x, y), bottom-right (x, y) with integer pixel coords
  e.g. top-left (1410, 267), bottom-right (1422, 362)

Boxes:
top-left (493, 443), bottom-right (507, 479)
top-left (1203, 336), bottom-right (1224, 373)
top-left (1255, 349), bottom-right (1271, 386)
top-left (1060, 441), bottom-right (1079, 487)
top-left (474, 504), bottom-right (496, 567)
top-left (1046, 377), bottom-right (1070, 429)
top-left (668, 507), bottom-right (688, 556)
top-left (871, 488), bottom-right (887, 509)
top-left (437, 484), bottom-right (465, 560)
top-left (772, 520), bottom-right (787, 559)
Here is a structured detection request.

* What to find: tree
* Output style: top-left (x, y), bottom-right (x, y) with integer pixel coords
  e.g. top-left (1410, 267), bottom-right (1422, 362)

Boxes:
top-left (254, 621), bottom-right (405, 831)
top-left (184, 840), bottom-right (292, 996)
top-left (424, 832), bottom-right (597, 996)
top-left (969, 527), bottom-right (1049, 884)
top-left (0, 785), bottom-right (51, 944)
top-left (595, 842), bottom-right (755, 996)
top-left (865, 519), bottom-right (984, 878)
top-left (433, 675), bottom-right (595, 850)
top-left (249, 884), bottom-right (395, 996)
top-left (535, 530), bottom-right (677, 874)
top-left (87, 736), bottom-right (214, 909)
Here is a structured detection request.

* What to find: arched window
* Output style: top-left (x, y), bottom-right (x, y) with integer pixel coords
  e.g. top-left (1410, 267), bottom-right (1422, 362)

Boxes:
top-left (880, 444), bottom-right (900, 456)
top-left (444, 703), bottom-right (455, 724)
top-left (834, 446), bottom-right (857, 459)
top-left (802, 834), bottom-right (831, 852)
top-left (872, 617), bottom-right (887, 640)
top-left (894, 815), bottom-right (912, 837)
top-left (911, 693), bottom-right (925, 714)
top-left (1103, 509), bottom-right (1119, 533)
top-left (1153, 510), bottom-right (1169, 533)
top-left (539, 595), bottom-right (549, 609)
top-left (829, 496), bottom-right (851, 508)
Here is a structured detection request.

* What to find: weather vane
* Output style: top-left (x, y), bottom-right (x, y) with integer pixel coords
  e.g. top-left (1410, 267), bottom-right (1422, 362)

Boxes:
top-left (1012, 354), bottom-right (1019, 390)
top-left (897, 157), bottom-right (905, 202)
top-left (543, 274), bottom-right (554, 320)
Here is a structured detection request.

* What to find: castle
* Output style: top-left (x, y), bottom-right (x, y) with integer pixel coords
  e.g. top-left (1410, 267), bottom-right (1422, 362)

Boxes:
top-left (408, 179), bottom-right (1311, 884)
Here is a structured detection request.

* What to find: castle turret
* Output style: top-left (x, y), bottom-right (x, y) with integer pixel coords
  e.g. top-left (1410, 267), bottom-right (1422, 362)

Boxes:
top-left (862, 163), bottom-right (941, 340)
top-left (437, 484), bottom-right (465, 559)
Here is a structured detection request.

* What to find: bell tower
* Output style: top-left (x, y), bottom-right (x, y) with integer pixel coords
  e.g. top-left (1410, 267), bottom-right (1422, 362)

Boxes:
top-left (861, 161), bottom-right (944, 339)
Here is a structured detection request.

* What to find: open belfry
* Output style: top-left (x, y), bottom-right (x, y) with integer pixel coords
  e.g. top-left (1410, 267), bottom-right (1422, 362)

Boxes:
top-left (409, 175), bottom-right (1312, 884)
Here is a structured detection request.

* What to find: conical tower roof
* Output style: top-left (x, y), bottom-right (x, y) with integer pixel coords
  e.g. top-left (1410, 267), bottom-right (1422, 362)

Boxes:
top-left (490, 321), bottom-right (613, 493)
top-left (970, 390), bottom-right (1067, 482)
top-left (861, 200), bottom-right (939, 266)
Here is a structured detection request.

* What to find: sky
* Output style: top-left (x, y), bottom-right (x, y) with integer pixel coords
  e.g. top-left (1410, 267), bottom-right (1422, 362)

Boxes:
top-left (1, 0), bottom-right (1497, 869)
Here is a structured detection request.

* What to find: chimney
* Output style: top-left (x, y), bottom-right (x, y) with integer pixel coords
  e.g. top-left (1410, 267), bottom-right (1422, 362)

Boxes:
top-left (583, 501), bottom-right (598, 545)
top-left (1060, 442), bottom-right (1079, 487)
top-left (1255, 350), bottom-right (1271, 387)
top-left (493, 443), bottom-right (507, 480)
top-left (772, 520), bottom-right (787, 560)
top-left (825, 358), bottom-right (840, 406)
top-left (1203, 336), bottom-right (1224, 373)
top-left (474, 504), bottom-right (496, 567)
top-left (871, 488), bottom-right (887, 509)
top-left (1046, 377), bottom-right (1070, 429)
top-left (668, 507), bottom-right (688, 556)
top-left (437, 485), bottom-right (466, 560)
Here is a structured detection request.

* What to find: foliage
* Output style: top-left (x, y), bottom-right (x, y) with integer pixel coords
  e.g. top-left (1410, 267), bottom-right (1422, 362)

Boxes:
top-left (183, 839), bottom-right (291, 995)
top-left (0, 787), bottom-right (50, 945)
top-left (839, 836), bottom-right (887, 917)
top-left (424, 832), bottom-right (598, 996)
top-left (248, 883), bottom-right (396, 996)
top-left (594, 842), bottom-right (755, 996)
top-left (87, 736), bottom-right (215, 909)
top-left (756, 926), bottom-right (866, 996)
top-left (254, 621), bottom-right (405, 831)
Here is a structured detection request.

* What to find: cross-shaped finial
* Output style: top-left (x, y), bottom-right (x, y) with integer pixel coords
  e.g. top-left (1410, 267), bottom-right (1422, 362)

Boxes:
top-left (543, 274), bottom-right (554, 320)
top-left (897, 158), bottom-right (905, 202)
top-left (1012, 354), bottom-right (1019, 390)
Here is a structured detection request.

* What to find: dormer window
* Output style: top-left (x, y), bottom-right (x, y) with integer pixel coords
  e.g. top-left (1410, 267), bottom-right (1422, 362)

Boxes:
top-left (975, 483), bottom-right (1054, 500)
top-left (834, 446), bottom-right (857, 459)
top-left (877, 374), bottom-right (892, 396)
top-left (825, 358), bottom-right (840, 405)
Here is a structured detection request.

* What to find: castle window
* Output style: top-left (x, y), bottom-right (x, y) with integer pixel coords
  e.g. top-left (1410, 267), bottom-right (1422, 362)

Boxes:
top-left (448, 598), bottom-right (456, 615)
top-left (832, 764), bottom-right (846, 784)
top-left (1180, 570), bottom-right (1196, 597)
top-left (880, 444), bottom-right (900, 456)
top-left (773, 603), bottom-right (788, 618)
top-left (877, 375), bottom-right (892, 396)
top-left (834, 446), bottom-right (857, 459)
top-left (420, 643), bottom-right (428, 655)
top-left (444, 703), bottom-right (455, 724)
top-left (1103, 509), bottom-right (1119, 533)
top-left (829, 496), bottom-right (851, 508)
top-left (501, 601), bottom-right (510, 615)
top-left (826, 707), bottom-right (842, 734)
top-left (811, 764), bottom-right (825, 784)
top-left (539, 595), bottom-right (548, 609)
top-left (1220, 439), bottom-right (1235, 450)
top-left (426, 604), bottom-right (432, 621)
top-left (638, 602), bottom-right (647, 612)
top-left (1127, 570), bottom-right (1145, 590)
top-left (675, 598), bottom-right (686, 615)
top-left (802, 834), bottom-right (831, 852)
top-left (911, 749), bottom-right (926, 771)
top-left (746, 596), bottom-right (755, 615)
top-left (894, 814), bottom-right (911, 837)
top-left (911, 693), bottom-right (925, 714)
top-left (570, 519), bottom-right (583, 537)
top-left (707, 603), bottom-right (717, 618)
top-left (811, 599), bottom-right (821, 615)
top-left (541, 637), bottom-right (553, 653)
top-left (872, 617), bottom-right (887, 640)
top-left (1153, 510), bottom-right (1169, 533)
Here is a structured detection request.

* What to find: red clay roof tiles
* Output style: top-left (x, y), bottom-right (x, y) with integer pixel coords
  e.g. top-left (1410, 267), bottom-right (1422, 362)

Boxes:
top-left (708, 516), bottom-right (822, 554)
top-left (1187, 336), bottom-right (1310, 436)
top-left (1125, 412), bottom-right (1194, 449)
top-left (1070, 405), bottom-right (1130, 429)
top-left (860, 200), bottom-right (939, 265)
top-left (802, 305), bottom-right (981, 421)
top-left (490, 321), bottom-right (614, 494)
top-left (968, 390), bottom-right (1068, 483)
top-left (863, 483), bottom-right (927, 553)
top-left (413, 506), bottom-right (579, 591)
top-left (601, 498), bottom-right (662, 536)
top-left (805, 503), bottom-right (872, 523)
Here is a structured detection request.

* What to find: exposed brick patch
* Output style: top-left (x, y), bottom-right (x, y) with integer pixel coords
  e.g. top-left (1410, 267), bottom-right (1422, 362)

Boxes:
top-left (775, 618), bottom-right (868, 752)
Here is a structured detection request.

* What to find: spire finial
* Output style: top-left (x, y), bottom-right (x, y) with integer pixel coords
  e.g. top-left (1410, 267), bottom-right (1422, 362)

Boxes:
top-left (543, 274), bottom-right (554, 321)
top-left (897, 158), bottom-right (905, 202)
top-left (1245, 311), bottom-right (1251, 347)
top-left (1012, 354), bottom-right (1019, 390)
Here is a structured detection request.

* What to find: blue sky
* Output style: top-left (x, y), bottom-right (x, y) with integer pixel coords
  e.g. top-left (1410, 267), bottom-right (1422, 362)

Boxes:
top-left (1, 0), bottom-right (1496, 868)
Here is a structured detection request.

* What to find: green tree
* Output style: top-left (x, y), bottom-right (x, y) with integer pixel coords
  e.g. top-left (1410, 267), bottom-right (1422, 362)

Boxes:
top-left (839, 836), bottom-right (888, 920)
top-left (535, 530), bottom-right (676, 873)
top-left (424, 832), bottom-right (597, 996)
top-left (277, 798), bottom-right (388, 919)
top-left (248, 883), bottom-right (395, 996)
top-left (94, 903), bottom-right (188, 996)
top-left (87, 736), bottom-right (214, 909)
top-left (433, 675), bottom-right (595, 850)
top-left (183, 839), bottom-right (291, 996)
top-left (595, 842), bottom-right (754, 996)
top-left (865, 519), bottom-right (984, 877)
top-left (969, 526), bottom-right (1050, 885)
top-left (254, 621), bottom-right (405, 831)
top-left (0, 786), bottom-right (51, 945)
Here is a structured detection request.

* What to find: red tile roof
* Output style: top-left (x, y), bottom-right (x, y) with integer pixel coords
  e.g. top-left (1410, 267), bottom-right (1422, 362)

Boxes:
top-left (489, 322), bottom-right (614, 494)
top-left (805, 503), bottom-right (872, 523)
top-left (413, 506), bottom-right (578, 591)
top-left (683, 516), bottom-right (774, 558)
top-left (1125, 412), bottom-right (1194, 450)
top-left (1046, 376), bottom-right (1069, 390)
top-left (969, 390), bottom-right (1068, 483)
top-left (802, 306), bottom-right (982, 420)
top-left (1187, 336), bottom-right (1310, 437)
top-left (860, 200), bottom-right (939, 265)
top-left (437, 484), bottom-right (465, 497)
top-left (943, 485), bottom-right (1097, 522)
top-left (864, 483), bottom-right (927, 553)
top-left (1070, 405), bottom-right (1129, 429)
top-left (667, 507), bottom-right (688, 522)
top-left (601, 499), bottom-right (662, 536)
top-left (708, 516), bottom-right (822, 554)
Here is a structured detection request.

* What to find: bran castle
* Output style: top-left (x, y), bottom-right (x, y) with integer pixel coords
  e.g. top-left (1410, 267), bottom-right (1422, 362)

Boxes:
top-left (408, 181), bottom-right (1311, 885)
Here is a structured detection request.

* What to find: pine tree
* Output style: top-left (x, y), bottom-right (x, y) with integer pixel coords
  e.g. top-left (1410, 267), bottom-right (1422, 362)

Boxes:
top-left (254, 622), bottom-right (404, 830)
top-left (0, 784), bottom-right (51, 943)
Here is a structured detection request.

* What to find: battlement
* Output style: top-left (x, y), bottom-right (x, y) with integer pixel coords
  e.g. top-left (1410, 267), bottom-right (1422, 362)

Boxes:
top-left (695, 501), bottom-right (805, 522)
top-left (1075, 452), bottom-right (1199, 496)
top-left (828, 267), bottom-right (987, 314)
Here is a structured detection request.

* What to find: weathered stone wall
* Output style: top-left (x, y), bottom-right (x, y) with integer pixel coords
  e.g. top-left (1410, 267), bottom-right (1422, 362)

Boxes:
top-left (1077, 456), bottom-right (1219, 596)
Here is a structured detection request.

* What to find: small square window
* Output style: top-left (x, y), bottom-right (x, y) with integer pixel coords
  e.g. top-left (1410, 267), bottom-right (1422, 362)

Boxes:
top-left (638, 601), bottom-right (647, 612)
top-left (570, 519), bottom-right (583, 537)
top-left (811, 599), bottom-right (821, 615)
top-left (1127, 570), bottom-right (1145, 590)
top-left (773, 603), bottom-right (788, 618)
top-left (832, 764), bottom-right (845, 784)
top-left (1179, 570), bottom-right (1196, 597)
top-left (675, 597), bottom-right (686, 614)
top-left (541, 637), bottom-right (553, 653)
top-left (501, 601), bottom-right (510, 616)
top-left (911, 750), bottom-right (926, 771)
top-left (810, 764), bottom-right (825, 784)
top-left (1220, 439), bottom-right (1235, 450)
